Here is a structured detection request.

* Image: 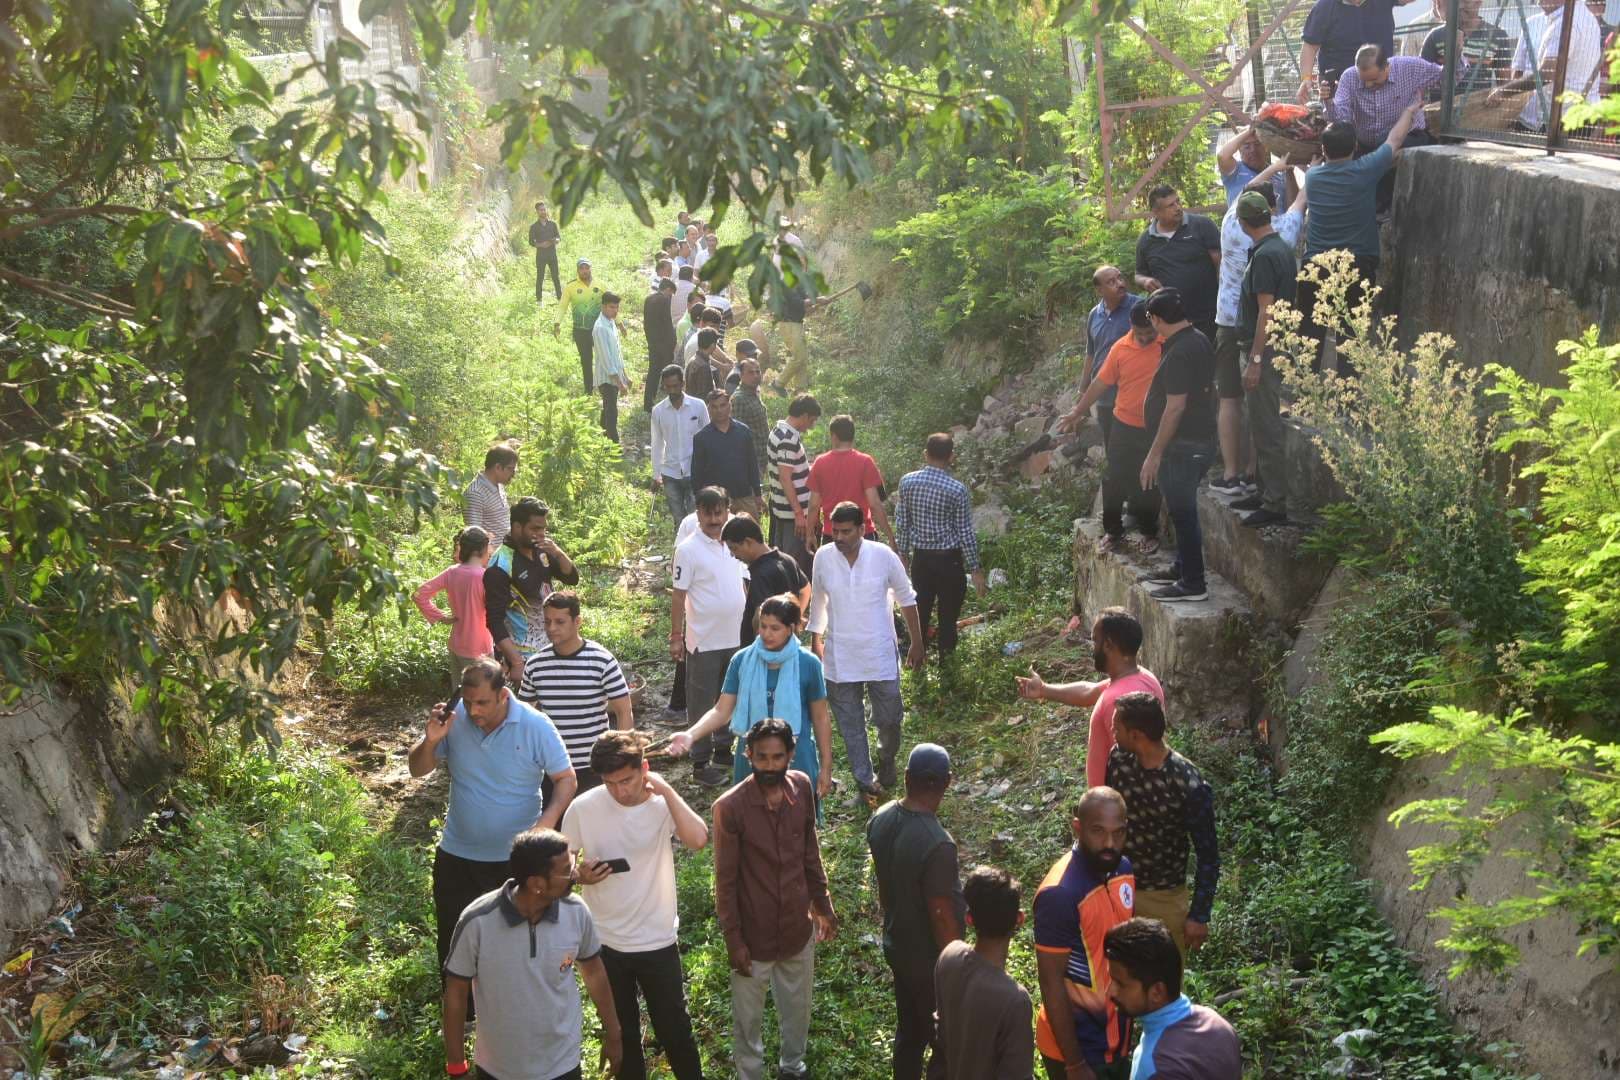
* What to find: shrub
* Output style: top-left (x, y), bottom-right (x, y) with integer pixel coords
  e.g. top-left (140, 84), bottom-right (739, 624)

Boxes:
top-left (1271, 253), bottom-right (1524, 641)
top-left (1489, 329), bottom-right (1620, 717)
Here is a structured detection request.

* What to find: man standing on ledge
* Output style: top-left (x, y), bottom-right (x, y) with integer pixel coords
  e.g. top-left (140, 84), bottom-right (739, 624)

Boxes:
top-left (867, 743), bottom-right (965, 1080)
top-left (1134, 186), bottom-right (1221, 346)
top-left (807, 501), bottom-right (925, 801)
top-left (1138, 288), bottom-right (1216, 604)
top-left (560, 257), bottom-right (604, 395)
top-left (895, 433), bottom-right (987, 657)
top-left (528, 200), bottom-right (561, 303)
top-left (1106, 692), bottom-right (1220, 958)
top-left (409, 659), bottom-right (577, 1005)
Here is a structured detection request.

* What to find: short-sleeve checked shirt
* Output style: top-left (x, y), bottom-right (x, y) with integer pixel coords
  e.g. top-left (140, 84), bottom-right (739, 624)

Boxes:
top-left (894, 465), bottom-right (981, 571)
top-left (1329, 56), bottom-right (1444, 142)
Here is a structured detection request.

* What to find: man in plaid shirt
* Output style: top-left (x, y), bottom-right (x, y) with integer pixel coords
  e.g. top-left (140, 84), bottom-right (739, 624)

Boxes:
top-left (895, 433), bottom-right (987, 656)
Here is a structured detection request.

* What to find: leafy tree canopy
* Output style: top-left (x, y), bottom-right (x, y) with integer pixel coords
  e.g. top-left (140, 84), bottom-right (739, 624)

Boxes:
top-left (0, 0), bottom-right (1038, 740)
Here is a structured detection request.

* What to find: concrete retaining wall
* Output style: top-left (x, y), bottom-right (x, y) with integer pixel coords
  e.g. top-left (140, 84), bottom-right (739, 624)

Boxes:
top-left (1388, 145), bottom-right (1620, 384)
top-left (0, 692), bottom-right (181, 956)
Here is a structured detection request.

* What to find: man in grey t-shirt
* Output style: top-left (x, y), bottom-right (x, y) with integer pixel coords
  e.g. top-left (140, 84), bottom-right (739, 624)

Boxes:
top-left (443, 829), bottom-right (623, 1080)
top-left (934, 866), bottom-right (1033, 1080)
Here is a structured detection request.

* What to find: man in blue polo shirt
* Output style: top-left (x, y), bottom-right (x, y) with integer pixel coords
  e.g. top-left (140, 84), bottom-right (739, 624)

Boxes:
top-left (1081, 266), bottom-right (1143, 447)
top-left (409, 659), bottom-right (577, 1007)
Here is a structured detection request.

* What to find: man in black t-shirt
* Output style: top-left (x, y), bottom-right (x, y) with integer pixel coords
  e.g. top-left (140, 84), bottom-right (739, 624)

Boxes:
top-left (1230, 192), bottom-right (1299, 530)
top-left (721, 515), bottom-right (811, 646)
top-left (1140, 288), bottom-right (1216, 603)
top-left (529, 201), bottom-right (562, 302)
top-left (1134, 186), bottom-right (1222, 344)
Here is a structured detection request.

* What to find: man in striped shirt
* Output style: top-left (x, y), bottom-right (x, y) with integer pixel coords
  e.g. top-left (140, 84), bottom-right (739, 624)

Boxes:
top-left (768, 393), bottom-right (821, 576)
top-left (519, 591), bottom-right (633, 801)
top-left (462, 443), bottom-right (517, 553)
top-left (895, 433), bottom-right (986, 656)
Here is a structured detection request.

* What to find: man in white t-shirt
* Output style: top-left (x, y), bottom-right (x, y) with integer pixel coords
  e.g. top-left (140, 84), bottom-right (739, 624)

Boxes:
top-left (565, 731), bottom-right (710, 1080)
top-left (672, 485), bottom-right (747, 786)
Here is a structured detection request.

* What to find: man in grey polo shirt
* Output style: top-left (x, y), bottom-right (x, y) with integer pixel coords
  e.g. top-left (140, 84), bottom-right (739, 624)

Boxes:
top-left (444, 829), bottom-right (623, 1080)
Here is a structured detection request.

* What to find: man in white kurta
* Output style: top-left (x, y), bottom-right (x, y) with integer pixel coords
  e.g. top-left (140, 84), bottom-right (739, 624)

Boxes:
top-left (806, 501), bottom-right (925, 798)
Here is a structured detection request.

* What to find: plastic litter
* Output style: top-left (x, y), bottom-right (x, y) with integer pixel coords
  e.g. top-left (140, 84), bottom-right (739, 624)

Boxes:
top-left (3, 949), bottom-right (32, 976)
top-left (987, 568), bottom-right (1008, 588)
top-left (1001, 641), bottom-right (1023, 656)
top-left (372, 1006), bottom-right (391, 1022)
top-left (46, 903), bottom-right (81, 938)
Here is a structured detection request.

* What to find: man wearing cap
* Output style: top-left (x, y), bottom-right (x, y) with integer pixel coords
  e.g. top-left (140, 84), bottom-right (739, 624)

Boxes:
top-left (866, 743), bottom-right (965, 1080)
top-left (560, 258), bottom-right (604, 394)
top-left (1228, 190), bottom-right (1300, 530)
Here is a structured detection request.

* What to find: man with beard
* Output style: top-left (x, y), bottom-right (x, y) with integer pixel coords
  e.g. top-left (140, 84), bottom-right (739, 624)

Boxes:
top-left (1034, 787), bottom-right (1135, 1080)
top-left (1106, 693), bottom-right (1220, 959)
top-left (672, 486), bottom-right (747, 787)
top-left (1016, 607), bottom-right (1164, 788)
top-left (712, 719), bottom-right (838, 1080)
top-left (485, 497), bottom-right (580, 684)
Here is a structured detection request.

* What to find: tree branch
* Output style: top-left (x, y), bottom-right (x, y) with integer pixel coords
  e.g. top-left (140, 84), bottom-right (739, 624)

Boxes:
top-left (0, 267), bottom-right (135, 320)
top-left (0, 204), bottom-right (151, 244)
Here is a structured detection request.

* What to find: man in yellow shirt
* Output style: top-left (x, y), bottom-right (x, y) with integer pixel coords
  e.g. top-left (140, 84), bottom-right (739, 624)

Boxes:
top-left (561, 258), bottom-right (604, 394)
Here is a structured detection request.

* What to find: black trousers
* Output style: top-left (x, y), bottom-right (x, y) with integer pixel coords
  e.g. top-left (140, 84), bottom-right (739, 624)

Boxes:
top-left (911, 549), bottom-right (967, 654)
top-left (645, 343), bottom-right (673, 411)
top-left (1094, 402), bottom-right (1115, 449)
top-left (600, 943), bottom-right (707, 1080)
top-left (572, 327), bottom-right (595, 394)
top-left (535, 249), bottom-right (561, 300)
top-left (891, 959), bottom-right (945, 1080)
top-left (668, 659), bottom-right (687, 710)
top-left (433, 847), bottom-right (510, 1021)
top-left (1297, 252), bottom-right (1378, 378)
top-left (599, 383), bottom-right (620, 444)
top-left (1102, 420), bottom-right (1161, 538)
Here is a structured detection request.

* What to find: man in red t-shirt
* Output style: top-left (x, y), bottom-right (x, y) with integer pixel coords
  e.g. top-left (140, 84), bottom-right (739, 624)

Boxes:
top-left (1015, 607), bottom-right (1164, 787)
top-left (806, 414), bottom-right (896, 547)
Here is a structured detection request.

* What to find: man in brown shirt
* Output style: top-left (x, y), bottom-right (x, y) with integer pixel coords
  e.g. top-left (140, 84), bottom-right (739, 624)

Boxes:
top-left (713, 718), bottom-right (838, 1080)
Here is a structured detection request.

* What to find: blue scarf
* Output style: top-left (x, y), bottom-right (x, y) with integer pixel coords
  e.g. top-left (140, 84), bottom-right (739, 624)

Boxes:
top-left (731, 633), bottom-right (804, 737)
top-left (1132, 994), bottom-right (1193, 1079)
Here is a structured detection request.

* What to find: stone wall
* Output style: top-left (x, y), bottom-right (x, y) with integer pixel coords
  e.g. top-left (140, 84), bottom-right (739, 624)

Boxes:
top-left (0, 692), bottom-right (182, 956)
top-left (1387, 145), bottom-right (1620, 384)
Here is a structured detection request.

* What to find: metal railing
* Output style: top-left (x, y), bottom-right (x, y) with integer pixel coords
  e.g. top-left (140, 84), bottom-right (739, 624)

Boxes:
top-left (1434, 0), bottom-right (1617, 155)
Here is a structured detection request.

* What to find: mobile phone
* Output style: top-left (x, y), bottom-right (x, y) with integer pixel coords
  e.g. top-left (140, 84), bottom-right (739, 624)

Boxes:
top-left (439, 685), bottom-right (463, 720)
top-left (601, 857), bottom-right (631, 875)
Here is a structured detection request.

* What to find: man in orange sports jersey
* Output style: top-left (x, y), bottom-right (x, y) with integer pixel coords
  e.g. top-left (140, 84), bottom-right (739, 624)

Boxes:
top-left (1034, 787), bottom-right (1135, 1080)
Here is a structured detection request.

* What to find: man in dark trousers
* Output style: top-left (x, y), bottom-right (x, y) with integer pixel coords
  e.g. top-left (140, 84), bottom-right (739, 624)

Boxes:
top-left (643, 277), bottom-right (678, 412)
top-left (1134, 186), bottom-right (1222, 346)
top-left (895, 433), bottom-right (987, 657)
top-left (867, 743), bottom-right (965, 1080)
top-left (528, 200), bottom-right (561, 302)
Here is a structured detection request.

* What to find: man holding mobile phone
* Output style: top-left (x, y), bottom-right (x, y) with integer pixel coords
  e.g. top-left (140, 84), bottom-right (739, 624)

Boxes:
top-left (561, 731), bottom-right (711, 1080)
top-left (408, 659), bottom-right (577, 1016)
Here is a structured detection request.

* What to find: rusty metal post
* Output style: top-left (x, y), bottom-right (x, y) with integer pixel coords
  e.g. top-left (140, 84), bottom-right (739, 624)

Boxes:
top-left (1545, 0), bottom-right (1578, 153)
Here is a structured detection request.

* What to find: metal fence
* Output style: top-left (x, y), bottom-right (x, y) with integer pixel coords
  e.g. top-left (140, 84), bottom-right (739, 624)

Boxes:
top-left (1089, 0), bottom-right (1617, 218)
top-left (1434, 0), bottom-right (1618, 154)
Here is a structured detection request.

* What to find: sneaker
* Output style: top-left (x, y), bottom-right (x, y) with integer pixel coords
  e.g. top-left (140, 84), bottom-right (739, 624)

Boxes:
top-left (1151, 582), bottom-right (1208, 602)
top-left (1242, 508), bottom-right (1291, 528)
top-left (1229, 493), bottom-right (1264, 512)
top-left (695, 763), bottom-right (733, 787)
top-left (1241, 474), bottom-right (1261, 495)
top-left (1137, 567), bottom-right (1178, 584)
top-left (1210, 475), bottom-right (1247, 495)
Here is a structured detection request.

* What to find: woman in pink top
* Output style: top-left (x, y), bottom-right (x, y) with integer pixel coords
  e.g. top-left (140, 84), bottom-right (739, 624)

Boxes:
top-left (414, 526), bottom-right (495, 683)
top-left (1014, 607), bottom-right (1165, 786)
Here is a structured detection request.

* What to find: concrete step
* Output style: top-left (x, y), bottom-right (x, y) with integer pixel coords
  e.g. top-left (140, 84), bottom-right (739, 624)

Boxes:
top-left (1071, 516), bottom-right (1255, 731)
top-left (1197, 486), bottom-right (1334, 629)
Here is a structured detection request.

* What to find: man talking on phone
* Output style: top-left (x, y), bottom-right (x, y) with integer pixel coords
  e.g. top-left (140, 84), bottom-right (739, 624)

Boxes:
top-left (409, 659), bottom-right (576, 1011)
top-left (562, 731), bottom-right (711, 1079)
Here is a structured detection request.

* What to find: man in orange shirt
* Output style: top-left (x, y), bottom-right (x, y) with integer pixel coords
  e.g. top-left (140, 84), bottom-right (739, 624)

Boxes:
top-left (1058, 304), bottom-right (1164, 555)
top-left (1033, 787), bottom-right (1135, 1080)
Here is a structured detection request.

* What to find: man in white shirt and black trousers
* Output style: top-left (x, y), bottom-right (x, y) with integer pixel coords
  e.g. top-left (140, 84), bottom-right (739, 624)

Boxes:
top-left (807, 501), bottom-right (926, 801)
top-left (672, 485), bottom-right (747, 787)
top-left (563, 730), bottom-right (710, 1080)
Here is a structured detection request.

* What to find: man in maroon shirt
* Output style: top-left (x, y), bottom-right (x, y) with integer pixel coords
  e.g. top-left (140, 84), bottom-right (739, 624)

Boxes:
top-left (713, 718), bottom-right (838, 1079)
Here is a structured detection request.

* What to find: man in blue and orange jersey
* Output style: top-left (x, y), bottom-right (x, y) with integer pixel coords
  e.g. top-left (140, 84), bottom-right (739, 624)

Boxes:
top-left (1033, 787), bottom-right (1136, 1080)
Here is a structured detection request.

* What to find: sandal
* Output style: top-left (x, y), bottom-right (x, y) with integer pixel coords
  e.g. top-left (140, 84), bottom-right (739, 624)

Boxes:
top-left (1096, 534), bottom-right (1125, 555)
top-left (1135, 535), bottom-right (1161, 556)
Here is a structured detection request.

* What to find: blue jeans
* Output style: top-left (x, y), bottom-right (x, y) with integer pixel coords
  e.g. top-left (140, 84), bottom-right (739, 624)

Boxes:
top-left (1159, 441), bottom-right (1212, 592)
top-left (662, 475), bottom-right (695, 525)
